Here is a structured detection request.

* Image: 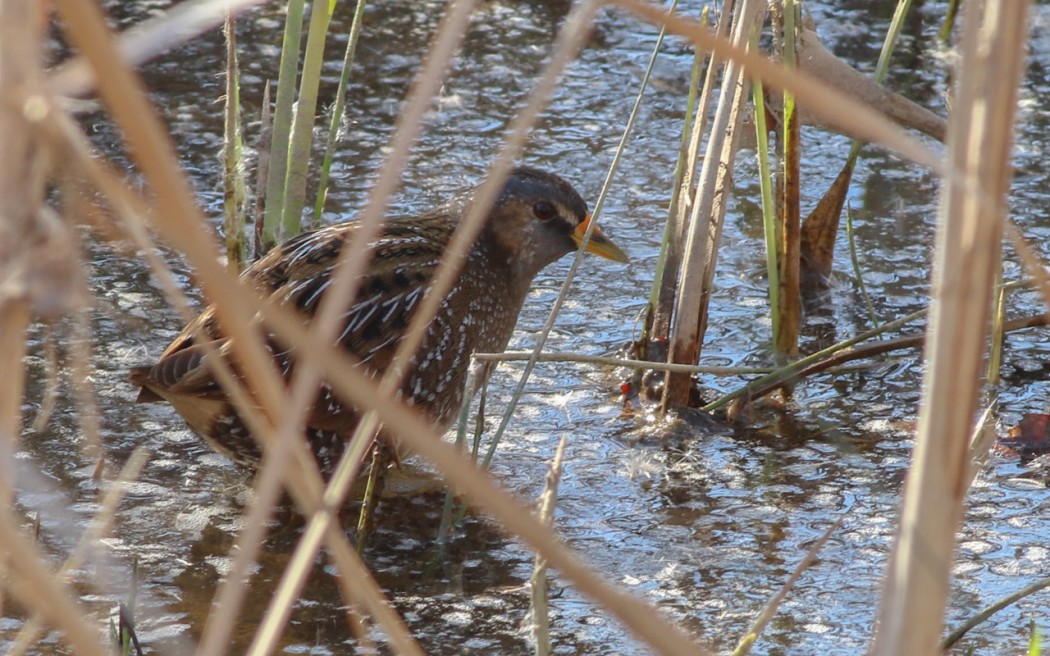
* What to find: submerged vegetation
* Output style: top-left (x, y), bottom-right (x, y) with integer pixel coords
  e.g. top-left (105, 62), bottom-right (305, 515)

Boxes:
top-left (1, 0), bottom-right (1048, 653)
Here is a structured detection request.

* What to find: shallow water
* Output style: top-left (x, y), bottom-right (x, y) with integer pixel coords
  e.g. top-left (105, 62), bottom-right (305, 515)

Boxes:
top-left (9, 1), bottom-right (1050, 653)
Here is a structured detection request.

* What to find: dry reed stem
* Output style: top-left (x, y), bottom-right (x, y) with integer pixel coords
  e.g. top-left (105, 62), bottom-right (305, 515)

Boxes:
top-left (52, 0), bottom-right (290, 426)
top-left (480, 0), bottom-right (633, 466)
top-left (941, 574), bottom-right (1050, 650)
top-left (250, 297), bottom-right (707, 655)
top-left (729, 313), bottom-right (1048, 405)
top-left (34, 96), bottom-right (422, 655)
top-left (654, 0), bottom-right (732, 340)
top-left (5, 458), bottom-right (203, 656)
top-left (872, 2), bottom-right (1030, 653)
top-left (788, 26), bottom-right (948, 142)
top-left (474, 350), bottom-right (771, 375)
top-left (65, 279), bottom-right (102, 467)
top-left (253, 3), bottom-right (621, 651)
top-left (61, 1), bottom-right (702, 650)
top-left (245, 1), bottom-right (484, 652)
top-left (63, 97), bottom-right (422, 656)
top-left (662, 0), bottom-right (765, 408)
top-left (0, 306), bottom-right (27, 623)
top-left (0, 0), bottom-right (46, 625)
top-left (530, 436), bottom-right (568, 656)
top-left (678, 0), bottom-right (734, 229)
top-left (966, 405), bottom-right (996, 490)
top-left (1005, 221), bottom-right (1050, 315)
top-left (609, 0), bottom-right (942, 174)
top-left (389, 0), bottom-right (601, 399)
top-left (24, 2), bottom-right (818, 650)
top-left (28, 106), bottom-right (289, 656)
top-left (48, 0), bottom-right (267, 98)
top-left (9, 1), bottom-right (697, 653)
top-left (48, 4), bottom-right (421, 653)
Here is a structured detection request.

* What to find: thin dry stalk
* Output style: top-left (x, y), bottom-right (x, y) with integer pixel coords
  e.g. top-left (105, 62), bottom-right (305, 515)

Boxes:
top-left (0, 309), bottom-right (27, 622)
top-left (1005, 221), bottom-right (1050, 315)
top-left (50, 11), bottom-right (303, 650)
top-left (967, 404), bottom-right (996, 489)
top-left (530, 436), bottom-right (568, 656)
top-left (0, 487), bottom-right (107, 654)
top-left (653, 0), bottom-right (734, 339)
top-left (48, 0), bottom-right (267, 98)
top-left (244, 1), bottom-right (485, 651)
top-left (872, 2), bottom-right (1030, 654)
top-left (252, 2), bottom-right (610, 649)
top-left (36, 93), bottom-right (421, 656)
top-left (66, 285), bottom-right (102, 468)
top-left (0, 0), bottom-right (46, 623)
top-left (732, 514), bottom-right (845, 655)
top-left (52, 0), bottom-right (290, 424)
top-left (30, 332), bottom-right (59, 432)
top-left (609, 0), bottom-right (942, 174)
top-left (474, 350), bottom-right (770, 376)
top-left (661, 0), bottom-right (766, 409)
top-left (941, 575), bottom-right (1050, 650)
top-left (250, 298), bottom-right (707, 655)
top-left (480, 0), bottom-right (649, 464)
top-left (47, 5), bottom-right (422, 653)
top-left (0, 502), bottom-right (109, 656)
top-left (714, 313), bottom-right (1049, 408)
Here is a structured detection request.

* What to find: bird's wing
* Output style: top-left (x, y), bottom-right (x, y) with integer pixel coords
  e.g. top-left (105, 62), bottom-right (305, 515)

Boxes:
top-left (132, 339), bottom-right (229, 400)
top-left (270, 221), bottom-right (446, 370)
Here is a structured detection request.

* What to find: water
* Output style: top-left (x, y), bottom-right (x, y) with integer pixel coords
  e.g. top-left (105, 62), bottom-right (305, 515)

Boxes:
top-left (9, 0), bottom-right (1050, 653)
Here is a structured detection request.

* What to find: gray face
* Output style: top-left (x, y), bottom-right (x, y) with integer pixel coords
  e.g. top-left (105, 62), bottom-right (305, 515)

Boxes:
top-left (484, 167), bottom-right (591, 278)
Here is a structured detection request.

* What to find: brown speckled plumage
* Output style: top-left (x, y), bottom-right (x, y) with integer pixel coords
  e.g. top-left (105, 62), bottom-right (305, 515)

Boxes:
top-left (130, 167), bottom-right (627, 472)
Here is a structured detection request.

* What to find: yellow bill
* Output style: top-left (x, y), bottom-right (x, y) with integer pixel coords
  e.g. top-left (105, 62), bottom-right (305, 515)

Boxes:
top-left (573, 214), bottom-right (629, 263)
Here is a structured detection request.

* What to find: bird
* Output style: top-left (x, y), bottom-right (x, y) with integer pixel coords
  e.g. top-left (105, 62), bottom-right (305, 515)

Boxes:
top-left (130, 167), bottom-right (628, 474)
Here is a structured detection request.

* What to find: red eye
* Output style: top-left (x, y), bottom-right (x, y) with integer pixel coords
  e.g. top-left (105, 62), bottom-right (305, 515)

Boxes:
top-left (532, 201), bottom-right (557, 221)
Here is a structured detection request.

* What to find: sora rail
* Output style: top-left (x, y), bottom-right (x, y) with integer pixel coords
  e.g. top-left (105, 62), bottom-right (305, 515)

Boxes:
top-left (130, 167), bottom-right (628, 472)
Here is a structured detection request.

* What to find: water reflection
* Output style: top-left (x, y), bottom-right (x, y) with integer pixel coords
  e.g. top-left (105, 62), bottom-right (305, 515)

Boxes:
top-left (8, 1), bottom-right (1050, 653)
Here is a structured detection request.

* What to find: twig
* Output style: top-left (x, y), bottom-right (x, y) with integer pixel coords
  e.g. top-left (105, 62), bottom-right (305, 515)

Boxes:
top-left (732, 313), bottom-right (1050, 405)
top-left (941, 576), bottom-right (1050, 650)
top-left (732, 513), bottom-right (846, 655)
top-left (472, 351), bottom-right (770, 376)
top-left (704, 309), bottom-right (926, 412)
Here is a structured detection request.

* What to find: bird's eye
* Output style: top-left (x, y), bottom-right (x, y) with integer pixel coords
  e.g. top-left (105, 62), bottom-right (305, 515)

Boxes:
top-left (532, 200), bottom-right (557, 221)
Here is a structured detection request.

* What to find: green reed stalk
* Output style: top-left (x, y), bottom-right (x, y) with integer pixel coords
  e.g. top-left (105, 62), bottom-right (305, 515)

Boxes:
top-left (314, 0), bottom-right (368, 224)
top-left (253, 81), bottom-right (272, 256)
top-left (938, 0), bottom-right (961, 46)
top-left (776, 0), bottom-right (801, 358)
top-left (260, 0), bottom-right (306, 252)
top-left (281, 0), bottom-right (336, 231)
top-left (223, 14), bottom-right (247, 270)
top-left (750, 28), bottom-right (779, 347)
top-left (845, 205), bottom-right (879, 329)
